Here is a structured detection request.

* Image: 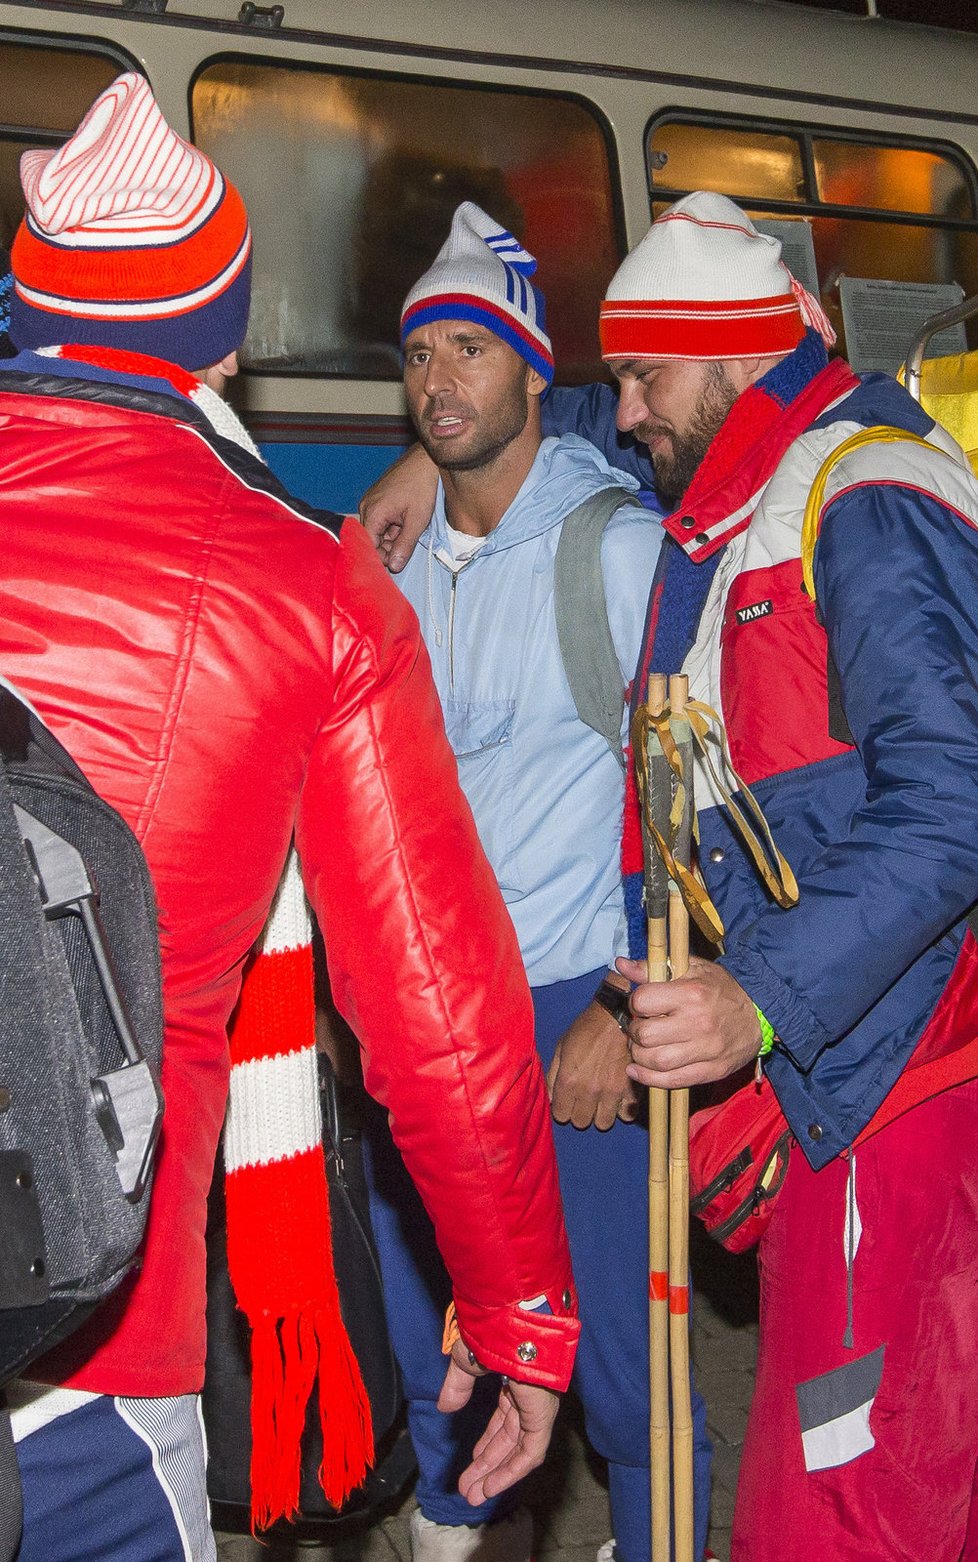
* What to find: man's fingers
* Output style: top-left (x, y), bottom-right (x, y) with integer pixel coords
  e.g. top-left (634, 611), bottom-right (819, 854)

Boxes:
top-left (588, 1092), bottom-right (622, 1132)
top-left (626, 1057), bottom-right (728, 1089)
top-left (459, 1382), bottom-right (559, 1504)
top-left (544, 1043), bottom-right (562, 1102)
top-left (627, 1066), bottom-right (709, 1090)
top-left (477, 1431), bottom-right (549, 1500)
top-left (437, 1358), bottom-right (478, 1413)
top-left (459, 1405), bottom-right (548, 1504)
top-left (615, 956), bottom-right (646, 987)
top-left (465, 1400), bottom-right (517, 1474)
top-left (458, 1402), bottom-right (518, 1504)
top-left (569, 1092), bottom-right (597, 1130)
top-left (437, 1339), bottom-right (487, 1413)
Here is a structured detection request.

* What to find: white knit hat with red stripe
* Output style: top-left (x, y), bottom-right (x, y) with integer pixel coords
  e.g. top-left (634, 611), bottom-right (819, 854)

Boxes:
top-left (599, 191), bottom-right (835, 362)
top-left (226, 851), bottom-right (372, 1529)
top-left (10, 72), bottom-right (251, 368)
top-left (400, 201), bottom-right (554, 383)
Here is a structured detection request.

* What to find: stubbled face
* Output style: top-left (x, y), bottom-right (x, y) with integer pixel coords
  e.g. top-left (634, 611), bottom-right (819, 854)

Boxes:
top-left (612, 357), bottom-right (741, 502)
top-left (402, 321), bottom-right (538, 472)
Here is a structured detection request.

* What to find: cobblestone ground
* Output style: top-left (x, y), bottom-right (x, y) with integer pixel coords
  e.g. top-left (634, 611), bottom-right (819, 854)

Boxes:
top-left (215, 1227), bottom-right (759, 1562)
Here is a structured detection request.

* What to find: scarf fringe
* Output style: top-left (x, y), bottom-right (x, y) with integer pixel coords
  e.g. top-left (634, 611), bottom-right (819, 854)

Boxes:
top-left (249, 1304), bottom-right (374, 1531)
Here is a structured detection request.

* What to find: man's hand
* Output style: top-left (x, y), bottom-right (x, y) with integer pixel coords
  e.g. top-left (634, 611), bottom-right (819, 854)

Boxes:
top-left (438, 1339), bottom-right (560, 1504)
top-left (358, 443), bottom-right (439, 572)
top-left (616, 954), bottom-right (761, 1089)
top-left (437, 1336), bottom-right (488, 1412)
top-left (546, 1000), bottom-right (642, 1129)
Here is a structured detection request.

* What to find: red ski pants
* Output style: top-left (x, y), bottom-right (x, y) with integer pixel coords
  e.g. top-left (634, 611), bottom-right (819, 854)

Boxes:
top-left (732, 1079), bottom-right (978, 1562)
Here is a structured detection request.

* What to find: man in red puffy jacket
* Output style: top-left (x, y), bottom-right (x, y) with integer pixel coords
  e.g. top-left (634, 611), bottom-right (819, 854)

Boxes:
top-left (0, 72), bottom-right (578, 1562)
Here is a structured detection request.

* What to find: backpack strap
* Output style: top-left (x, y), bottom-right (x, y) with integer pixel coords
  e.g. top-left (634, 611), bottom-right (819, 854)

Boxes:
top-left (801, 424), bottom-right (948, 602)
top-left (0, 1393), bottom-right (22, 1561)
top-left (801, 430), bottom-right (978, 938)
top-left (554, 487), bottom-right (645, 770)
top-left (0, 678), bottom-right (89, 788)
top-left (802, 425), bottom-right (950, 746)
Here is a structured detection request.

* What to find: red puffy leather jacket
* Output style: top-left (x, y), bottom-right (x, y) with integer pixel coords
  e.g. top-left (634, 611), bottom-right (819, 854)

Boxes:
top-left (0, 349), bottom-right (579, 1397)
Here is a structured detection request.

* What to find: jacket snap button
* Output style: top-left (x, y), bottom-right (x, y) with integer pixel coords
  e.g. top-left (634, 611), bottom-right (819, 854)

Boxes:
top-left (694, 532), bottom-right (709, 547)
top-left (709, 847), bottom-right (724, 863)
top-left (562, 1289), bottom-right (572, 1309)
top-left (680, 515), bottom-right (696, 530)
top-left (808, 1123), bottom-right (823, 1142)
top-left (517, 1342), bottom-right (538, 1364)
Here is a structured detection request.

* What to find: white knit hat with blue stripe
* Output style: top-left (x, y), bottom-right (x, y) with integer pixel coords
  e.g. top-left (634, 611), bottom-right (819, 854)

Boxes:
top-left (400, 202), bottom-right (554, 384)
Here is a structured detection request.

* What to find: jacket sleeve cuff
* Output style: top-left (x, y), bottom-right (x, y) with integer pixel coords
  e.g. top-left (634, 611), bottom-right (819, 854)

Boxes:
top-left (718, 943), bottom-right (833, 1071)
top-left (453, 1291), bottom-right (581, 1393)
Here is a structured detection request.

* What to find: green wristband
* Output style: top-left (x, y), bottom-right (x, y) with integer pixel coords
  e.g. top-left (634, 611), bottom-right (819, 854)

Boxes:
top-left (754, 1004), bottom-right (776, 1057)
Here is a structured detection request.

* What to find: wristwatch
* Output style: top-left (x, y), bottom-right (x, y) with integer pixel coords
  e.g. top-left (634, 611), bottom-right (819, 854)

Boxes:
top-left (593, 976), bottom-right (632, 1033)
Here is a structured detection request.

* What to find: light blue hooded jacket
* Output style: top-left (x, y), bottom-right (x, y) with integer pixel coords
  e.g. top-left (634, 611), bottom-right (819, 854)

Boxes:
top-left (396, 433), bottom-right (662, 985)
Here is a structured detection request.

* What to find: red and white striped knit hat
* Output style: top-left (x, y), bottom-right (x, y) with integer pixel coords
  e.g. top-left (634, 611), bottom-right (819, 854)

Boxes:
top-left (599, 190), bottom-right (835, 362)
top-left (10, 72), bottom-right (251, 369)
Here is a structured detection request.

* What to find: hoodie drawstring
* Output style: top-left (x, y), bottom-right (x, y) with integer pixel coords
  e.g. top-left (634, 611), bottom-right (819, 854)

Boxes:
top-left (425, 538), bottom-right (445, 649)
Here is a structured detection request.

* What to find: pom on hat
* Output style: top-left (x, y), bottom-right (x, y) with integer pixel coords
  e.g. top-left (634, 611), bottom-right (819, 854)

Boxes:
top-left (10, 72), bottom-right (251, 370)
top-left (599, 191), bottom-right (835, 363)
top-left (400, 201), bottom-right (554, 384)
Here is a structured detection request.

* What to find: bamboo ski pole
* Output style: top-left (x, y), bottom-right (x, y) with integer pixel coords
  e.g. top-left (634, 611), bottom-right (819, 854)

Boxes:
top-left (644, 673), bottom-right (672, 1562)
top-left (667, 674), bottom-right (695, 1562)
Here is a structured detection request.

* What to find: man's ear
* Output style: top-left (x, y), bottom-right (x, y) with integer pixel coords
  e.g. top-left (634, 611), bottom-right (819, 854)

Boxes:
top-left (526, 366), bottom-right (549, 399)
top-left (734, 353), bottom-right (787, 392)
top-left (217, 350), bottom-right (239, 379)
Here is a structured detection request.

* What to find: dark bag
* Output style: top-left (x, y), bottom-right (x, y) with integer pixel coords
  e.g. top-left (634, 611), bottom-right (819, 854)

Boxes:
top-left (689, 1072), bottom-right (792, 1253)
top-left (0, 681), bottom-right (164, 1385)
top-left (203, 1055), bottom-right (413, 1537)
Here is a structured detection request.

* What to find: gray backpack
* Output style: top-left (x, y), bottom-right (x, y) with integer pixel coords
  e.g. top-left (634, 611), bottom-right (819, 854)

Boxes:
top-left (0, 681), bottom-right (163, 1386)
top-left (554, 486), bottom-right (646, 768)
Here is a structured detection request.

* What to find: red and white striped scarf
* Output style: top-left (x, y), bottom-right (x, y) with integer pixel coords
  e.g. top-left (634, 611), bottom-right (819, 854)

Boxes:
top-left (226, 850), bottom-right (373, 1529)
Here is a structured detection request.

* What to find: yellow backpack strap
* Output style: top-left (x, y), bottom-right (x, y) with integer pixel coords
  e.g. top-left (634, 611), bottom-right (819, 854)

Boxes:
top-left (801, 425), bottom-right (946, 601)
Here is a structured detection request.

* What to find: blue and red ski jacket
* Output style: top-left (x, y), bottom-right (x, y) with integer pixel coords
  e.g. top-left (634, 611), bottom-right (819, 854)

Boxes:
top-left (545, 331), bottom-right (978, 1167)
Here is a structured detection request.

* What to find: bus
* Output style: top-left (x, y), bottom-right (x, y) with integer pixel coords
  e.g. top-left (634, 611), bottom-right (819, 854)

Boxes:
top-left (3, 0), bottom-right (978, 510)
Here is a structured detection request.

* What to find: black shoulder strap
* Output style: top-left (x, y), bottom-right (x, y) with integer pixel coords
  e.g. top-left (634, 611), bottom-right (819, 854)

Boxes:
top-left (0, 1394), bottom-right (22, 1561)
top-left (553, 488), bottom-right (644, 770)
top-left (0, 681), bottom-right (90, 789)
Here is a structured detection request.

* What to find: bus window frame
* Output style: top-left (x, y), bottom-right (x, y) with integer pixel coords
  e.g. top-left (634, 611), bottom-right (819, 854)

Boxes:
top-left (645, 106), bottom-right (978, 235)
top-left (188, 48), bottom-right (628, 383)
top-left (0, 24), bottom-right (142, 140)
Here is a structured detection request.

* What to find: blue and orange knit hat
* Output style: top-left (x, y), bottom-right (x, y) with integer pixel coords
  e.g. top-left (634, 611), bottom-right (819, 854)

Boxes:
top-left (10, 72), bottom-right (251, 369)
top-left (400, 201), bottom-right (554, 384)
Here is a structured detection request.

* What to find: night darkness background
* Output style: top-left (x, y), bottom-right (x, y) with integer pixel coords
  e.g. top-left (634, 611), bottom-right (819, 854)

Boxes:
top-left (776, 0), bottom-right (978, 33)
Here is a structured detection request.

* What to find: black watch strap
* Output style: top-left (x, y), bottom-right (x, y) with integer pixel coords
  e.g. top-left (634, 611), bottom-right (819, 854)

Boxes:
top-left (593, 977), bottom-right (632, 1033)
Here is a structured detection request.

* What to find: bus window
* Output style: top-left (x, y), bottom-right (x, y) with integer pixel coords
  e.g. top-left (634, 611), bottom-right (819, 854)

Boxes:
top-left (0, 39), bottom-right (131, 248)
top-left (650, 122), bottom-right (805, 205)
top-left (647, 113), bottom-right (978, 355)
top-left (192, 59), bottom-right (621, 384)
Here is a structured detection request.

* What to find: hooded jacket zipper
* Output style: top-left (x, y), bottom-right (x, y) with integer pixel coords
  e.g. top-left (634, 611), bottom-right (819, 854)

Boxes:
top-left (446, 557), bottom-right (474, 695)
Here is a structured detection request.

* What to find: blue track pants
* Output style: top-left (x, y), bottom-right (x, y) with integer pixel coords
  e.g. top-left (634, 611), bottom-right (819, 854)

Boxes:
top-left (364, 967), bottom-right (713, 1562)
top-left (12, 1390), bottom-right (215, 1561)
